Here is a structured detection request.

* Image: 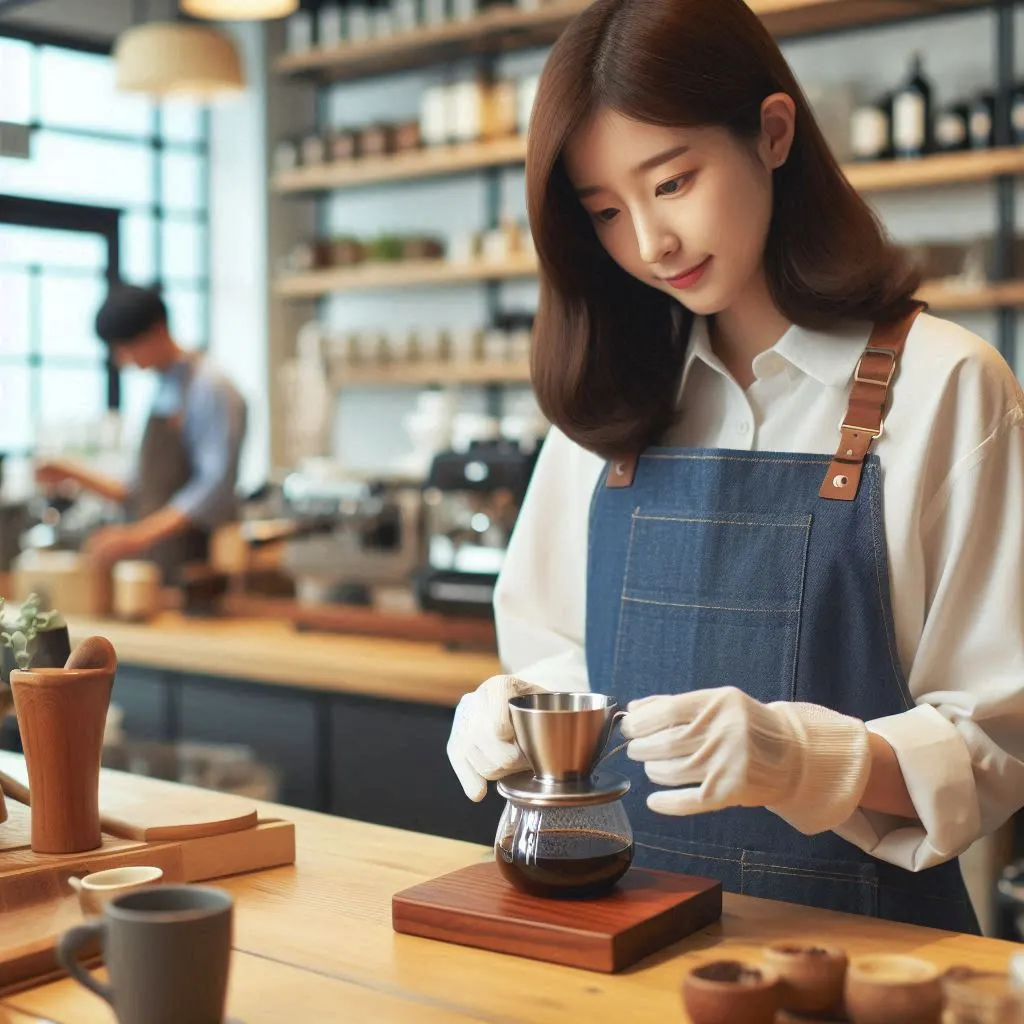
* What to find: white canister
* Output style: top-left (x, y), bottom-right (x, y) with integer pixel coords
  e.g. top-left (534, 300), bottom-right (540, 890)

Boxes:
top-left (420, 84), bottom-right (452, 147)
top-left (392, 0), bottom-right (419, 33)
top-left (318, 1), bottom-right (345, 48)
top-left (517, 74), bottom-right (540, 137)
top-left (286, 9), bottom-right (314, 52)
top-left (112, 560), bottom-right (162, 622)
top-left (423, 0), bottom-right (447, 25)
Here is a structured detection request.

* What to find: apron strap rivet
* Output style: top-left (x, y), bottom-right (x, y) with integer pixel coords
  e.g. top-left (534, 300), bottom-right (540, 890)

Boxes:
top-left (833, 475), bottom-right (849, 488)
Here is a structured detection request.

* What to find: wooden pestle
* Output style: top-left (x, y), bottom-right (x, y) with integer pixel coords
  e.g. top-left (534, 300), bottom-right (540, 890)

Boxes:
top-left (9, 635), bottom-right (117, 853)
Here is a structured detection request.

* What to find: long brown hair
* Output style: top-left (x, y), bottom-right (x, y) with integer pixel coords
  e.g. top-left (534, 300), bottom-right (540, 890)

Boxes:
top-left (527, 0), bottom-right (921, 458)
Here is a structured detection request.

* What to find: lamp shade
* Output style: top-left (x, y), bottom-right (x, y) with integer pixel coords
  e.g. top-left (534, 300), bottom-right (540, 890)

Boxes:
top-left (114, 22), bottom-right (245, 98)
top-left (180, 0), bottom-right (298, 18)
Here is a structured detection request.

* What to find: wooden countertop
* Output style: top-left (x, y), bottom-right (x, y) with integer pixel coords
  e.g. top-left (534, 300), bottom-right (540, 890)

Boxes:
top-left (3, 784), bottom-right (1021, 1023)
top-left (68, 613), bottom-right (501, 708)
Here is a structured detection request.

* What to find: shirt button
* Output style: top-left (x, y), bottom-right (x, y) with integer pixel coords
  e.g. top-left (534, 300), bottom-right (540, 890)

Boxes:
top-left (738, 421), bottom-right (751, 436)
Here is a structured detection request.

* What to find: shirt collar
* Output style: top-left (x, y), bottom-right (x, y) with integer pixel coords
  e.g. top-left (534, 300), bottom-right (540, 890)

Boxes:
top-left (679, 316), bottom-right (873, 396)
top-left (773, 319), bottom-right (873, 388)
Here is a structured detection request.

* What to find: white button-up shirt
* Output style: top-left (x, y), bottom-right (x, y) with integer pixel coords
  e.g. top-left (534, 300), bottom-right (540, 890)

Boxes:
top-left (494, 313), bottom-right (1024, 872)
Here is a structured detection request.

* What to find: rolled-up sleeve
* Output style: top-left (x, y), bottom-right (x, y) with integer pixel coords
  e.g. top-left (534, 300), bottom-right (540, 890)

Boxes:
top-left (169, 369), bottom-right (247, 531)
top-left (835, 398), bottom-right (1024, 870)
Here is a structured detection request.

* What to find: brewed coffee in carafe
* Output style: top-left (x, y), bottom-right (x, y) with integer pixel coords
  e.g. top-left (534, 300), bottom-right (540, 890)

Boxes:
top-left (495, 692), bottom-right (633, 899)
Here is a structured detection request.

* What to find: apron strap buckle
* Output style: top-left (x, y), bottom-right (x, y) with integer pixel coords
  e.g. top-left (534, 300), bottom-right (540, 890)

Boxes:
top-left (819, 303), bottom-right (924, 502)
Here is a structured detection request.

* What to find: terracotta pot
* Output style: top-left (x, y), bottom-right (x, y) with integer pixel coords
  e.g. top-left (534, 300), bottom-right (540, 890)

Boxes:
top-left (10, 636), bottom-right (117, 853)
top-left (681, 959), bottom-right (781, 1024)
top-left (762, 941), bottom-right (848, 1014)
top-left (845, 954), bottom-right (942, 1024)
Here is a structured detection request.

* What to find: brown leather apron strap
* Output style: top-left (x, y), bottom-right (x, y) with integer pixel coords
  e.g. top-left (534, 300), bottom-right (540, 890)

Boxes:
top-left (606, 453), bottom-right (639, 489)
top-left (818, 303), bottom-right (924, 502)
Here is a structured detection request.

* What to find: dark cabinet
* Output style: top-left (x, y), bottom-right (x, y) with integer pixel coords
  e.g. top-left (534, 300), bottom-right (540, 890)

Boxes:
top-left (110, 666), bottom-right (169, 742)
top-left (329, 695), bottom-right (503, 845)
top-left (178, 676), bottom-right (321, 810)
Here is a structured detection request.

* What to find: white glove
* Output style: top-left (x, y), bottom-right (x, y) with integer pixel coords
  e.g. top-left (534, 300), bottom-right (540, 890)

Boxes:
top-left (447, 675), bottom-right (548, 802)
top-left (621, 687), bottom-right (872, 835)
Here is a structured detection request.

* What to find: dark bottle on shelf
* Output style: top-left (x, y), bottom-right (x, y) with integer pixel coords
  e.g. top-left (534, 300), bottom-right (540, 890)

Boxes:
top-left (934, 103), bottom-right (970, 153)
top-left (891, 52), bottom-right (933, 158)
top-left (969, 91), bottom-right (996, 149)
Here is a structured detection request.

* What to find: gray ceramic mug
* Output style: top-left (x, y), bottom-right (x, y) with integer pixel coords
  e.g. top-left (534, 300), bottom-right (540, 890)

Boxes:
top-left (56, 884), bottom-right (233, 1024)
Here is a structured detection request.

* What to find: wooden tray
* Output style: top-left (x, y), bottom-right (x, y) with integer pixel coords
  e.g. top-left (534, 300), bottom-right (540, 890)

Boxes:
top-left (0, 798), bottom-right (295, 995)
top-left (392, 862), bottom-right (722, 973)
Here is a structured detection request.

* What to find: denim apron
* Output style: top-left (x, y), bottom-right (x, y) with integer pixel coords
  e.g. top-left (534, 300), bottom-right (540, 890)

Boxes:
top-left (584, 314), bottom-right (980, 934)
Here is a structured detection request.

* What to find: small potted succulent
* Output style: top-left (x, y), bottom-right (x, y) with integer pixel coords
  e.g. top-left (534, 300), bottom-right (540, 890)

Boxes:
top-left (0, 593), bottom-right (72, 730)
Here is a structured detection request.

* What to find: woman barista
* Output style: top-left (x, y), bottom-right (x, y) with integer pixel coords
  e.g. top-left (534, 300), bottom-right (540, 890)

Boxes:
top-left (446, 0), bottom-right (1024, 933)
top-left (36, 285), bottom-right (247, 583)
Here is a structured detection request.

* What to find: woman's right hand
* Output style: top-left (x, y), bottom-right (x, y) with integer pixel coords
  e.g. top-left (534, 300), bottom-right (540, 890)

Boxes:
top-left (447, 674), bottom-right (548, 802)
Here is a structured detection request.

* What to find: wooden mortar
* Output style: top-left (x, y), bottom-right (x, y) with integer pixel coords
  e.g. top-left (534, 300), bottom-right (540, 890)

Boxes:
top-left (10, 636), bottom-right (117, 853)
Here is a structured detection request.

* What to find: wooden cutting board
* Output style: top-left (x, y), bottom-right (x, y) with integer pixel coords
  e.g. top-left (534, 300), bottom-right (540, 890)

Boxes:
top-left (392, 862), bottom-right (723, 973)
top-left (0, 752), bottom-right (257, 842)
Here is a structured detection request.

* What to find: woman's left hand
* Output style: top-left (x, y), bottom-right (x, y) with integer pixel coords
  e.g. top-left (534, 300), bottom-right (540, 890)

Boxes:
top-left (620, 687), bottom-right (873, 835)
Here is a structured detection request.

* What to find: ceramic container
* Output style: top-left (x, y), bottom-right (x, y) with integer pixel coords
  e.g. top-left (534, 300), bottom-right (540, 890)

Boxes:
top-left (844, 954), bottom-right (942, 1024)
top-left (68, 866), bottom-right (164, 918)
top-left (762, 941), bottom-right (848, 1014)
top-left (682, 959), bottom-right (781, 1024)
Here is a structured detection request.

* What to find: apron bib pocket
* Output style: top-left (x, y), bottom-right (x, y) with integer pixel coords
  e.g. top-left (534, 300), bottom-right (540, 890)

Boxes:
top-left (612, 510), bottom-right (812, 704)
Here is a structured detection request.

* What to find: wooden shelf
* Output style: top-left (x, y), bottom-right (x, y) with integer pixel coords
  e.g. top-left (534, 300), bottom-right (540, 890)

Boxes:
top-left (330, 360), bottom-right (531, 386)
top-left (751, 0), bottom-right (990, 38)
top-left (918, 280), bottom-right (1024, 311)
top-left (845, 147), bottom-right (1024, 193)
top-left (274, 253), bottom-right (538, 297)
top-left (275, 138), bottom-right (1024, 197)
top-left (277, 251), bottom-right (1024, 313)
top-left (275, 0), bottom-right (991, 81)
top-left (273, 136), bottom-right (528, 193)
top-left (275, 2), bottom-right (587, 81)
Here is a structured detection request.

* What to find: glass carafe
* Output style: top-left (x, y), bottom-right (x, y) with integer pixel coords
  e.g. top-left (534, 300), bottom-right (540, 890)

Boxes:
top-left (495, 690), bottom-right (633, 899)
top-left (495, 796), bottom-right (633, 899)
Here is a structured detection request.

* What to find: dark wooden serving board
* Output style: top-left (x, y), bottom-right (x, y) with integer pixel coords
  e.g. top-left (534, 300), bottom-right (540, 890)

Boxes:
top-left (392, 862), bottom-right (722, 973)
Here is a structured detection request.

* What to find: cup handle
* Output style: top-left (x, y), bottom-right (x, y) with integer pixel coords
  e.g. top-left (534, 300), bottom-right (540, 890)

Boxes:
top-left (595, 710), bottom-right (630, 768)
top-left (56, 921), bottom-right (115, 1007)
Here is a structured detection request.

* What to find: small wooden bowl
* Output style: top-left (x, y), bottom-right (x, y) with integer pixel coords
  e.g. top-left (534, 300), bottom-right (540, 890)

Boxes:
top-left (682, 959), bottom-right (780, 1024)
top-left (844, 955), bottom-right (942, 1024)
top-left (762, 941), bottom-right (848, 1014)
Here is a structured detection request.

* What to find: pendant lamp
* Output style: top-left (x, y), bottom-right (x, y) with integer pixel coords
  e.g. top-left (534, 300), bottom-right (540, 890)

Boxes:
top-left (180, 0), bottom-right (298, 18)
top-left (114, 21), bottom-right (245, 98)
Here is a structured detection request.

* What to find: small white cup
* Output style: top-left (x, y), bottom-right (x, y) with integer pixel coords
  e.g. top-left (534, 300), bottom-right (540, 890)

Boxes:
top-left (68, 865), bottom-right (164, 917)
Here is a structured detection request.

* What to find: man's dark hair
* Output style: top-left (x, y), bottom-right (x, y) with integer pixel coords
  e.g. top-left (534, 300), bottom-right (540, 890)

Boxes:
top-left (95, 285), bottom-right (168, 346)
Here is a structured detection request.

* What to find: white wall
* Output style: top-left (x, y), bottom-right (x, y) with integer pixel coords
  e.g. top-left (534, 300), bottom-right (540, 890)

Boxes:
top-left (207, 20), bottom-right (272, 493)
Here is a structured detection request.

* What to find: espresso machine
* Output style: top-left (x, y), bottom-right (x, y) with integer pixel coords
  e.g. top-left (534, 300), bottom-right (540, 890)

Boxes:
top-left (239, 469), bottom-right (423, 608)
top-left (415, 439), bottom-right (538, 618)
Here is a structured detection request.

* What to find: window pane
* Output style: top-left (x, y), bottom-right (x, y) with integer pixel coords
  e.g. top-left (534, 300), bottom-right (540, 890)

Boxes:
top-left (0, 225), bottom-right (107, 269)
top-left (121, 212), bottom-right (156, 284)
top-left (38, 47), bottom-right (153, 137)
top-left (161, 219), bottom-right (205, 280)
top-left (164, 286), bottom-right (205, 349)
top-left (0, 131), bottom-right (154, 206)
top-left (39, 273), bottom-right (108, 359)
top-left (0, 271), bottom-right (31, 357)
top-left (0, 38), bottom-right (32, 124)
top-left (162, 150), bottom-right (204, 212)
top-left (0, 364), bottom-right (34, 451)
top-left (38, 365), bottom-right (107, 430)
top-left (161, 100), bottom-right (204, 144)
